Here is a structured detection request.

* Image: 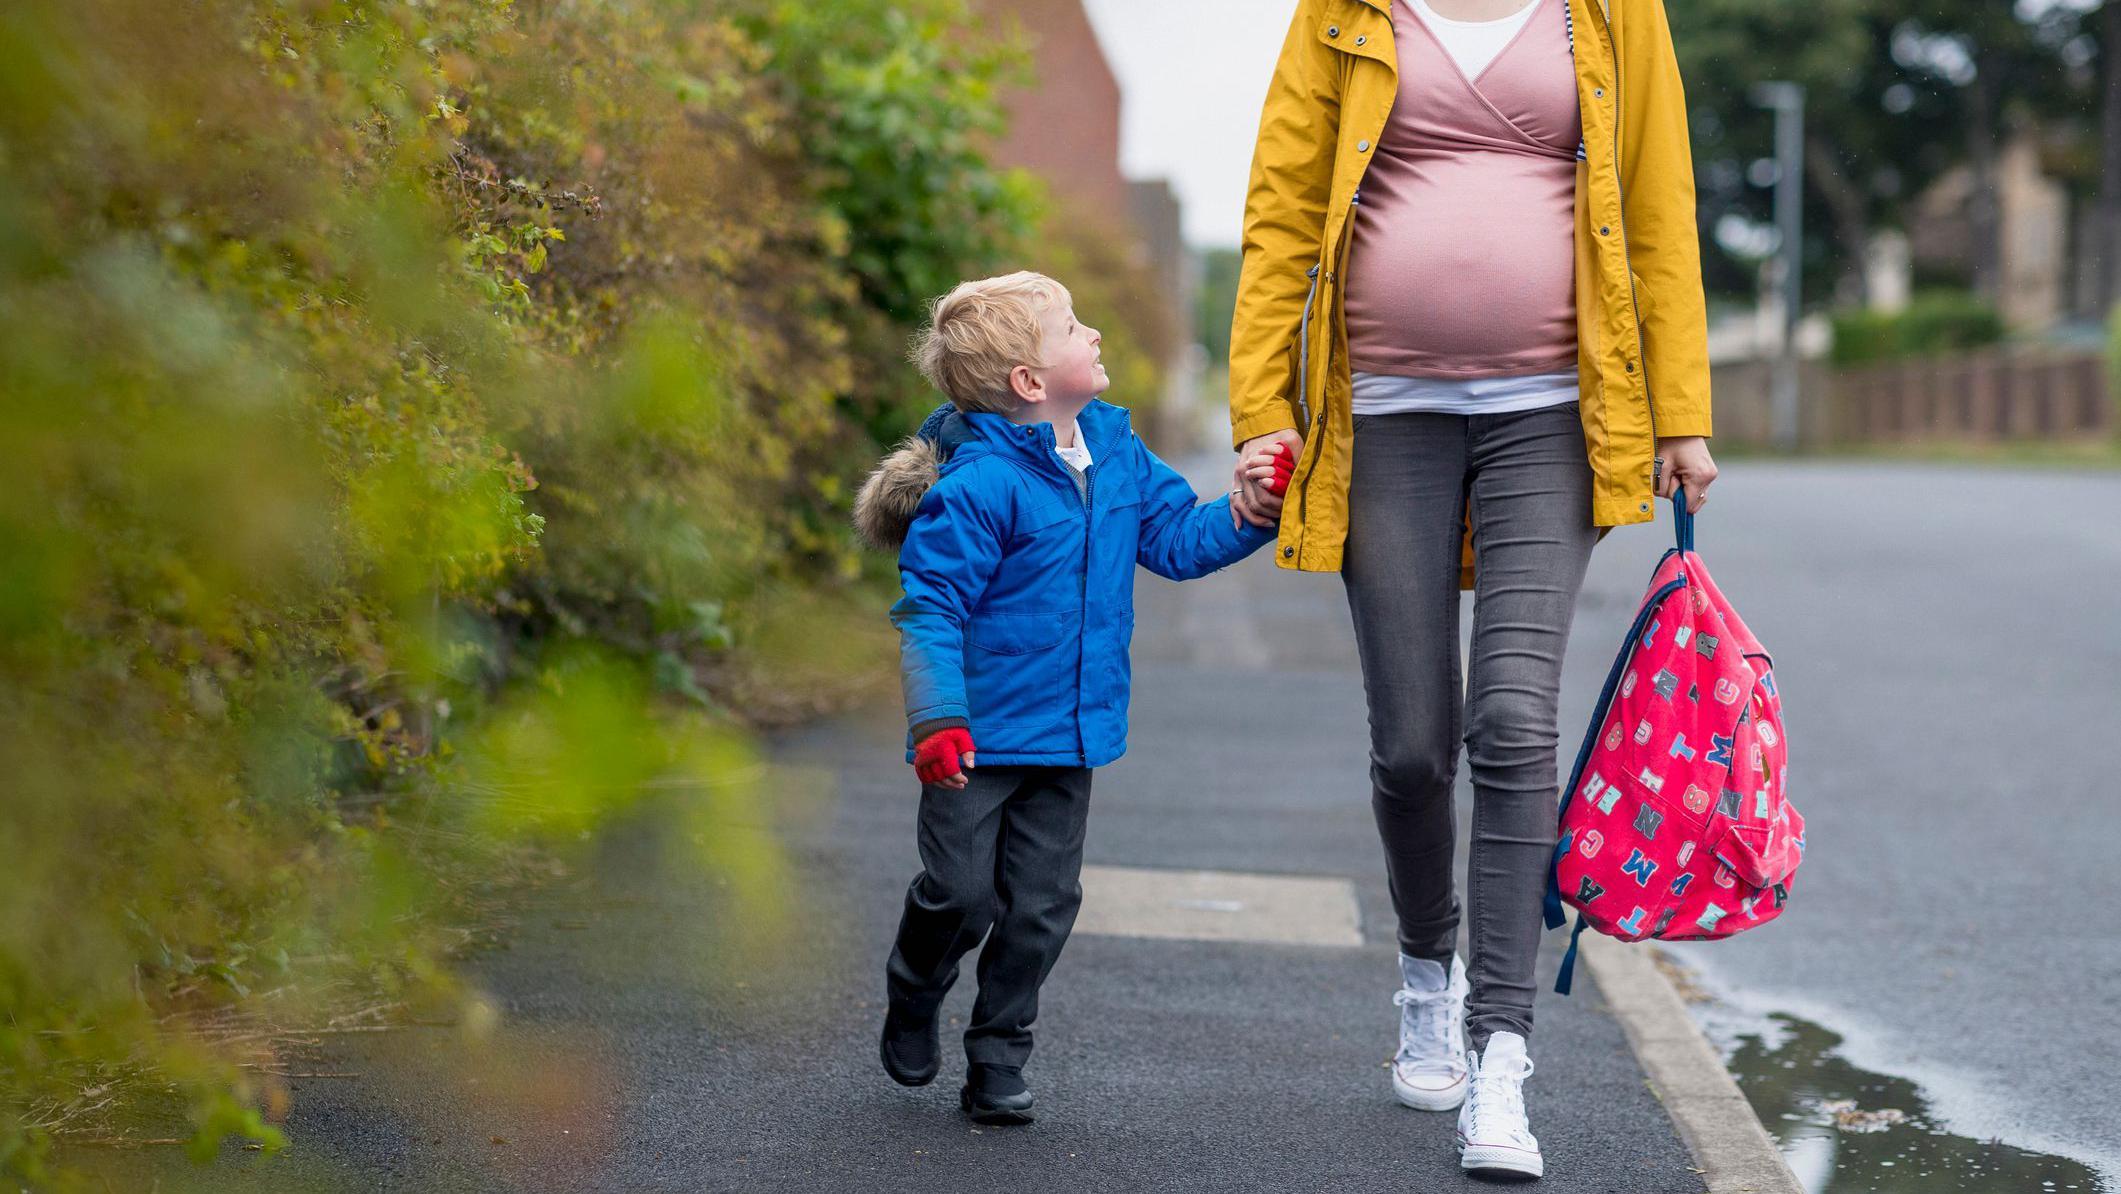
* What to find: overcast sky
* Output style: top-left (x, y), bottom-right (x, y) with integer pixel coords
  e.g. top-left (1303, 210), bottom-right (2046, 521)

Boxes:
top-left (1080, 0), bottom-right (1294, 250)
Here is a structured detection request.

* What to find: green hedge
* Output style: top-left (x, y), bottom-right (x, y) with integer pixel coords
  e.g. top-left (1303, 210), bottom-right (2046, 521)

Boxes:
top-left (1829, 290), bottom-right (2005, 366)
top-left (0, 0), bottom-right (1126, 1180)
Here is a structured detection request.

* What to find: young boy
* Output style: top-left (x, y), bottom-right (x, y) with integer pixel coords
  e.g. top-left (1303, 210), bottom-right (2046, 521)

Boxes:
top-left (853, 271), bottom-right (1290, 1125)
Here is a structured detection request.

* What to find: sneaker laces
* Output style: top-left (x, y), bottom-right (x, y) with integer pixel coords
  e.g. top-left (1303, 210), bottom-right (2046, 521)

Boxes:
top-left (1391, 985), bottom-right (1464, 1075)
top-left (1465, 1050), bottom-right (1535, 1144)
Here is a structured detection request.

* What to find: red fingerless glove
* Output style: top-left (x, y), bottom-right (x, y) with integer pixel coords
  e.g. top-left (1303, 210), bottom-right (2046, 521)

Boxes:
top-left (913, 727), bottom-right (976, 784)
top-left (1264, 444), bottom-right (1297, 496)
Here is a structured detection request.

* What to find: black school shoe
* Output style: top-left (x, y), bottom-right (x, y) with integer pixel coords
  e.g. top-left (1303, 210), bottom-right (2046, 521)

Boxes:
top-left (959, 1063), bottom-right (1035, 1125)
top-left (878, 1002), bottom-right (940, 1087)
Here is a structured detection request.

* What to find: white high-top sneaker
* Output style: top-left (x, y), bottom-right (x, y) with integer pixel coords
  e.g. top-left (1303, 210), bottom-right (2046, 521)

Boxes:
top-left (1390, 954), bottom-right (1468, 1111)
top-left (1456, 1030), bottom-right (1543, 1179)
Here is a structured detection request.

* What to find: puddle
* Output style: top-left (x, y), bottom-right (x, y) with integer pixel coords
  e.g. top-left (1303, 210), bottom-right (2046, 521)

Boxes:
top-left (1702, 1008), bottom-right (2105, 1193)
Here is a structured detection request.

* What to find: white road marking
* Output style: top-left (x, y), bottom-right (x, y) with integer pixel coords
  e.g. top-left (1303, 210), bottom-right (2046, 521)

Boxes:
top-left (1074, 864), bottom-right (1363, 947)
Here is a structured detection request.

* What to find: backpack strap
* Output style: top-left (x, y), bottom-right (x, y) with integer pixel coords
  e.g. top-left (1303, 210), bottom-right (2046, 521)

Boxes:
top-left (1554, 913), bottom-right (1591, 996)
top-left (1673, 487), bottom-right (1695, 555)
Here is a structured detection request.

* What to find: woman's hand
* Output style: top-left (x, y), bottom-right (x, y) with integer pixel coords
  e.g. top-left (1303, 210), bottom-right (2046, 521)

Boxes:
top-left (1655, 436), bottom-right (1718, 514)
top-left (1231, 429), bottom-right (1304, 529)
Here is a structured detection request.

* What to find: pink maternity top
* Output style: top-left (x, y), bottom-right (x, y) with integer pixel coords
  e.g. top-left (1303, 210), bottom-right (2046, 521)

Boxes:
top-left (1343, 0), bottom-right (1583, 411)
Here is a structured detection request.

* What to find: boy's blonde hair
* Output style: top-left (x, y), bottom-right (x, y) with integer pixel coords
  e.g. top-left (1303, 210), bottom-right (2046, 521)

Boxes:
top-left (910, 271), bottom-right (1070, 414)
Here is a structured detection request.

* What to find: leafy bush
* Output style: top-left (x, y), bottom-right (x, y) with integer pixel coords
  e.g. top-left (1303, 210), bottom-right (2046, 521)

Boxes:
top-left (1830, 290), bottom-right (2006, 366)
top-left (0, 0), bottom-right (1073, 1180)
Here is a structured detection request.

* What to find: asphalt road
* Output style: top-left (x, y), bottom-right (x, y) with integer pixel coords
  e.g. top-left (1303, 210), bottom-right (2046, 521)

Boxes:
top-left (1595, 461), bottom-right (2121, 1184)
top-left (89, 449), bottom-right (1738, 1193)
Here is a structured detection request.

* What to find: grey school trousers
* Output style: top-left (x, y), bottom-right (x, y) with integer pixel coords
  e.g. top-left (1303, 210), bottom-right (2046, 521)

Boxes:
top-left (885, 765), bottom-right (1093, 1068)
top-left (1341, 403), bottom-right (1598, 1049)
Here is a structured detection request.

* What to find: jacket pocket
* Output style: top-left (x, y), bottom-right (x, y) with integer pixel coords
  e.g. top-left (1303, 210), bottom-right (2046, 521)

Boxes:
top-left (967, 609), bottom-right (1075, 656)
top-left (965, 608), bottom-right (1083, 731)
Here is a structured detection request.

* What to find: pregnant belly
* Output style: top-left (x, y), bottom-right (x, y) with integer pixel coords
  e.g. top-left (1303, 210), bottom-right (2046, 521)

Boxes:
top-left (1344, 152), bottom-right (1577, 378)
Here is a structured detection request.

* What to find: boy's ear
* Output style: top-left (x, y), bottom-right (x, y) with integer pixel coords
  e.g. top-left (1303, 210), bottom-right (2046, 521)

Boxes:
top-left (1008, 363), bottom-right (1045, 406)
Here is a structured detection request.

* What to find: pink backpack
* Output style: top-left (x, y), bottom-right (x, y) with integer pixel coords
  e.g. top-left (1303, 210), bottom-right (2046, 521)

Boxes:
top-left (1546, 494), bottom-right (1804, 994)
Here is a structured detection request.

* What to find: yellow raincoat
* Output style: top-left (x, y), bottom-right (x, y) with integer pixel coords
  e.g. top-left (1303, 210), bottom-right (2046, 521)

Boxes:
top-left (1230, 0), bottom-right (1712, 577)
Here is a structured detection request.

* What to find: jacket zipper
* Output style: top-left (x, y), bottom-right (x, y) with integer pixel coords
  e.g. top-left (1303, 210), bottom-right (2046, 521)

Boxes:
top-left (1594, 2), bottom-right (1658, 466)
top-left (1296, 262), bottom-right (1321, 430)
top-left (1283, 30), bottom-right (1392, 565)
top-left (1290, 192), bottom-right (1361, 563)
top-left (1060, 421), bottom-right (1101, 767)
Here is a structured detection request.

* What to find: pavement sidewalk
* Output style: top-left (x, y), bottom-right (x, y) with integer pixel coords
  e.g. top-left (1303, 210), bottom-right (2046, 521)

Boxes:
top-left (93, 457), bottom-right (1758, 1193)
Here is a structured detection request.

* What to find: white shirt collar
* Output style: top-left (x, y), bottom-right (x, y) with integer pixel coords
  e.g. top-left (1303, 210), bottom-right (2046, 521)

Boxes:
top-left (1054, 418), bottom-right (1094, 471)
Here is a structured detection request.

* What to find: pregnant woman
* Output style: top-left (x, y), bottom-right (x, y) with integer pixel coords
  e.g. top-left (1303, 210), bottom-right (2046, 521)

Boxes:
top-left (1227, 0), bottom-right (1717, 1179)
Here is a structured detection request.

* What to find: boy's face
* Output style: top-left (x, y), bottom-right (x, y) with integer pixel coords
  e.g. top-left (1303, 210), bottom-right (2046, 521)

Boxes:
top-left (1010, 300), bottom-right (1106, 417)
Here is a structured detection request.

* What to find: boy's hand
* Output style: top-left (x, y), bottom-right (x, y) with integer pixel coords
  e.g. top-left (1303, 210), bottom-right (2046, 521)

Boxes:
top-left (913, 727), bottom-right (976, 789)
top-left (1231, 437), bottom-right (1298, 529)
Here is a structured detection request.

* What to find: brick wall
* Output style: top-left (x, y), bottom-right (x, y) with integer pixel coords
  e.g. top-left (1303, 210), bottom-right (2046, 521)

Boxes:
top-left (979, 0), bottom-right (1132, 225)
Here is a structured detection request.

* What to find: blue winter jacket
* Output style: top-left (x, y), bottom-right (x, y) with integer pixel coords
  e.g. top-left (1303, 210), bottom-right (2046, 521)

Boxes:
top-left (871, 400), bottom-right (1275, 768)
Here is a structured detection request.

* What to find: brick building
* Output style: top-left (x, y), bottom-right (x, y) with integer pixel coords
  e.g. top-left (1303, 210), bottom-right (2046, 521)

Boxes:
top-left (977, 0), bottom-right (1201, 440)
top-left (982, 0), bottom-right (1133, 226)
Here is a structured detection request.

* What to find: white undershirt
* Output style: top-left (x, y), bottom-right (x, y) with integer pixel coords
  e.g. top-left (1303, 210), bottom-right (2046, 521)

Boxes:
top-left (1353, 0), bottom-right (1576, 420)
top-left (1352, 370), bottom-right (1578, 416)
top-left (1054, 419), bottom-right (1093, 473)
top-left (1411, 0), bottom-right (1540, 80)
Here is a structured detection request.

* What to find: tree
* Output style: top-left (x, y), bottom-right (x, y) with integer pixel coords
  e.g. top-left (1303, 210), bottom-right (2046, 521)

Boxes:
top-left (1874, 0), bottom-right (2093, 300)
top-left (1672, 0), bottom-right (2096, 309)
top-left (1671, 0), bottom-right (1951, 306)
top-left (2094, 0), bottom-right (2121, 307)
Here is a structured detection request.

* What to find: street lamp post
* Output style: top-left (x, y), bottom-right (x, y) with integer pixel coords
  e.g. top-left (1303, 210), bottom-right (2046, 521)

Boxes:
top-left (1752, 81), bottom-right (1806, 453)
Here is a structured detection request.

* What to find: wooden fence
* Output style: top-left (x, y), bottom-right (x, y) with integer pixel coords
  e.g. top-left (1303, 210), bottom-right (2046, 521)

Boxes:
top-left (1708, 350), bottom-right (2116, 448)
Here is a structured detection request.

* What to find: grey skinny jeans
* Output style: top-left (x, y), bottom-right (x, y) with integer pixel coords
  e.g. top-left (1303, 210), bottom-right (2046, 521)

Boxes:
top-left (1341, 403), bottom-right (1597, 1050)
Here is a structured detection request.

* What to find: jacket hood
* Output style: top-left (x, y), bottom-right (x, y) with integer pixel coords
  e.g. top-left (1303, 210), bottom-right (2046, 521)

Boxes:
top-left (853, 403), bottom-right (971, 550)
top-left (853, 401), bottom-right (1131, 551)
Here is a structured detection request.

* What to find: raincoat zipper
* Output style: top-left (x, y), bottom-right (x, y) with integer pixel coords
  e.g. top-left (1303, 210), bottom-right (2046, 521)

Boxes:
top-left (1291, 191), bottom-right (1361, 563)
top-left (1296, 262), bottom-right (1321, 430)
top-left (1593, 1), bottom-right (1657, 459)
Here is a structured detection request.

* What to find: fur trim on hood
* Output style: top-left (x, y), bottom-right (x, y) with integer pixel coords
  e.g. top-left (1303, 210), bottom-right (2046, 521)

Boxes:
top-left (853, 434), bottom-right (949, 551)
top-left (855, 403), bottom-right (969, 550)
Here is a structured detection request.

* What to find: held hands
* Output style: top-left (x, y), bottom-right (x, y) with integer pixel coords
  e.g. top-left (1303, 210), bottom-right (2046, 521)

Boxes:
top-left (1231, 430), bottom-right (1304, 529)
top-left (1654, 436), bottom-right (1718, 514)
top-left (913, 726), bottom-right (976, 789)
top-left (1258, 444), bottom-right (1297, 496)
